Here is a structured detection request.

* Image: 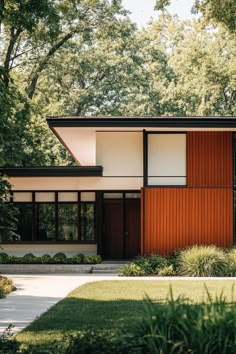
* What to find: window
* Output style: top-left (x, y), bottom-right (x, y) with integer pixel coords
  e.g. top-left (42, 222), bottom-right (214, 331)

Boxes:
top-left (147, 133), bottom-right (186, 185)
top-left (81, 203), bottom-right (95, 241)
top-left (8, 192), bottom-right (96, 243)
top-left (15, 203), bottom-right (33, 241)
top-left (36, 204), bottom-right (56, 241)
top-left (58, 203), bottom-right (78, 241)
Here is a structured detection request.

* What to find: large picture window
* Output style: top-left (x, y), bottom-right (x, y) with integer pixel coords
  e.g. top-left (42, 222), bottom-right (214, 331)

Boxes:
top-left (7, 192), bottom-right (96, 243)
top-left (147, 133), bottom-right (186, 186)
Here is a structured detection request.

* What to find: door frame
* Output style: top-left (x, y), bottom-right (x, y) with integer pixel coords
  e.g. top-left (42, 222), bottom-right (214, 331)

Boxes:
top-left (100, 190), bottom-right (141, 259)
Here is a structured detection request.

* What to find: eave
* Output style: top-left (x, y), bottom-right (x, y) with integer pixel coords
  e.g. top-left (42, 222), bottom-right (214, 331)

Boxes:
top-left (47, 116), bottom-right (236, 128)
top-left (0, 166), bottom-right (103, 177)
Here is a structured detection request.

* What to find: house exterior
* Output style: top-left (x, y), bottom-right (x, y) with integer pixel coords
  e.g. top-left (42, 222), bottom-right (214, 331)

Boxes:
top-left (0, 116), bottom-right (235, 259)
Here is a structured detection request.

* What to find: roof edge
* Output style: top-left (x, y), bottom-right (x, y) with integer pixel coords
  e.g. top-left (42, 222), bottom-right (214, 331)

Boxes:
top-left (0, 166), bottom-right (103, 177)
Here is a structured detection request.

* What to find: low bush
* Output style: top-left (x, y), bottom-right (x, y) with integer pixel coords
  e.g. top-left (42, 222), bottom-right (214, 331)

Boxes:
top-left (83, 255), bottom-right (102, 264)
top-left (119, 254), bottom-right (168, 276)
top-left (64, 288), bottom-right (236, 354)
top-left (158, 264), bottom-right (176, 276)
top-left (0, 253), bottom-right (102, 265)
top-left (0, 276), bottom-right (16, 298)
top-left (226, 248), bottom-right (236, 276)
top-left (177, 245), bottom-right (228, 277)
top-left (0, 325), bottom-right (19, 354)
top-left (119, 263), bottom-right (146, 276)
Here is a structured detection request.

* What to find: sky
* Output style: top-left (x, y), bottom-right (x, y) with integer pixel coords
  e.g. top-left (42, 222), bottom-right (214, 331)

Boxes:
top-left (122, 0), bottom-right (195, 28)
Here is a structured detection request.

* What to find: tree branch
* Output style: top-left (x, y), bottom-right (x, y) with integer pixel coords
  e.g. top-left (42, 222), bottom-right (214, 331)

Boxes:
top-left (4, 27), bottom-right (22, 85)
top-left (26, 30), bottom-right (76, 99)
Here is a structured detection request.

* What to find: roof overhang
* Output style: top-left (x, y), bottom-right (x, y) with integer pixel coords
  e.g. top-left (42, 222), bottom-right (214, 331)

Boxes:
top-left (0, 166), bottom-right (103, 177)
top-left (47, 116), bottom-right (236, 129)
top-left (46, 116), bottom-right (236, 165)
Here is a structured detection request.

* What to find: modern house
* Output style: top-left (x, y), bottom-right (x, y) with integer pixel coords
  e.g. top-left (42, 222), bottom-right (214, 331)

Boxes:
top-left (0, 116), bottom-right (235, 259)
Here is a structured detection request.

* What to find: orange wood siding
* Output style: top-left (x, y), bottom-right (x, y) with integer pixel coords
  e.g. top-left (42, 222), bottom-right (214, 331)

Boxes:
top-left (143, 188), bottom-right (233, 255)
top-left (187, 132), bottom-right (233, 187)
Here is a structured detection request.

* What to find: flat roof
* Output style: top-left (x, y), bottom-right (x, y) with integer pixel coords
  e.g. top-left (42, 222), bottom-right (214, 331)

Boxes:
top-left (0, 166), bottom-right (103, 177)
top-left (47, 116), bottom-right (236, 128)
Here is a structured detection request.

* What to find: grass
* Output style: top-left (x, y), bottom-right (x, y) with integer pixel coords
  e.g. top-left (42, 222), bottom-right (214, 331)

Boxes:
top-left (16, 280), bottom-right (236, 352)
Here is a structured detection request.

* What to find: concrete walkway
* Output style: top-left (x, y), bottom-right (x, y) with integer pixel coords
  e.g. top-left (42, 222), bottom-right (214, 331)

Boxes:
top-left (0, 274), bottom-right (119, 333)
top-left (1, 274), bottom-right (235, 334)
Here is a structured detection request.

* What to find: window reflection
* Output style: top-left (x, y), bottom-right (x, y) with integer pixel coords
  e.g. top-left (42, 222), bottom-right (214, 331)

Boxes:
top-left (58, 204), bottom-right (78, 241)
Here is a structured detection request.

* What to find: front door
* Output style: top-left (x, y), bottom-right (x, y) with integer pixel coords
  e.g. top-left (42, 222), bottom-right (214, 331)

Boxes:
top-left (103, 194), bottom-right (140, 259)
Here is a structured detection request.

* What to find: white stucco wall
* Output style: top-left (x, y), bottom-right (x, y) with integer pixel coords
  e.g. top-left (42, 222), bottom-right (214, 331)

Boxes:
top-left (96, 132), bottom-right (143, 177)
top-left (148, 134), bottom-right (186, 185)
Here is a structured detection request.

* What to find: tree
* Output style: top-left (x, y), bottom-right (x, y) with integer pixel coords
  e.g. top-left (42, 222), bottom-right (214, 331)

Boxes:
top-left (155, 0), bottom-right (236, 32)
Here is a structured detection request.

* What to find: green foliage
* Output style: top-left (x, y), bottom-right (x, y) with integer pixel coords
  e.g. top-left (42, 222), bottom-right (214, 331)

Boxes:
top-left (0, 176), bottom-right (18, 241)
top-left (83, 255), bottom-right (102, 264)
top-left (226, 248), bottom-right (236, 276)
top-left (120, 254), bottom-right (168, 276)
top-left (0, 253), bottom-right (102, 264)
top-left (0, 276), bottom-right (16, 298)
top-left (0, 325), bottom-right (19, 354)
top-left (119, 263), bottom-right (146, 276)
top-left (158, 264), bottom-right (176, 276)
top-left (63, 287), bottom-right (236, 354)
top-left (177, 245), bottom-right (228, 277)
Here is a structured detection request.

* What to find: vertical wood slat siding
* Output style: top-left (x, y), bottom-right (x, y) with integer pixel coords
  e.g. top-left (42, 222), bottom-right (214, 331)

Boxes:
top-left (143, 188), bottom-right (233, 255)
top-left (187, 132), bottom-right (233, 187)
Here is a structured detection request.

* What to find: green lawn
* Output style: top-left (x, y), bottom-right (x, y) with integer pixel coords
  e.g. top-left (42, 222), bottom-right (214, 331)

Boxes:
top-left (16, 279), bottom-right (236, 352)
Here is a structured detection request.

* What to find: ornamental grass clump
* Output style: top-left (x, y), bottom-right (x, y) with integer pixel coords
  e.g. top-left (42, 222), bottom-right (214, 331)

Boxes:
top-left (226, 248), bottom-right (236, 276)
top-left (177, 245), bottom-right (227, 277)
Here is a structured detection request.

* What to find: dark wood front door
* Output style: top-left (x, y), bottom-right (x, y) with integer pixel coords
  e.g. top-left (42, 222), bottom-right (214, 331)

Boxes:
top-left (103, 198), bottom-right (140, 259)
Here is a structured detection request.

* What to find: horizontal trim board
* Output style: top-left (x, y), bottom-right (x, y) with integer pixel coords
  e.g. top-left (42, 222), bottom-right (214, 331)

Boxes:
top-left (0, 166), bottom-right (103, 177)
top-left (47, 116), bottom-right (236, 128)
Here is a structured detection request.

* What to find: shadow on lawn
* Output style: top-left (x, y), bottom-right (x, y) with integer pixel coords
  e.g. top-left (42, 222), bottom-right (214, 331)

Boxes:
top-left (16, 297), bottom-right (147, 353)
top-left (22, 296), bottom-right (146, 332)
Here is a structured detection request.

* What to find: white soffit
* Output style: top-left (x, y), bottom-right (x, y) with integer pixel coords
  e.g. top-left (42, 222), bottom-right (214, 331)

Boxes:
top-left (54, 128), bottom-right (96, 165)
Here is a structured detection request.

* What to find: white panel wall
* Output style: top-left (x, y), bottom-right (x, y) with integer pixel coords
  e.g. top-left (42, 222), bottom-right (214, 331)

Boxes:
top-left (148, 134), bottom-right (186, 185)
top-left (96, 132), bottom-right (143, 177)
top-left (10, 176), bottom-right (143, 190)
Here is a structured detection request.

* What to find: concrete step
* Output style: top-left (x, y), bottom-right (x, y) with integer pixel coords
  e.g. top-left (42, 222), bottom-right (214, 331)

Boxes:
top-left (91, 263), bottom-right (127, 274)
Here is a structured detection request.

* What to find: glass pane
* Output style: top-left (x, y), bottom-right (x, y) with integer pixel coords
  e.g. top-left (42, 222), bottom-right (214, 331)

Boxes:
top-left (104, 193), bottom-right (123, 199)
top-left (58, 204), bottom-right (78, 241)
top-left (0, 203), bottom-right (32, 242)
top-left (36, 204), bottom-right (55, 241)
top-left (15, 204), bottom-right (33, 241)
top-left (234, 134), bottom-right (236, 186)
top-left (125, 193), bottom-right (140, 199)
top-left (81, 203), bottom-right (95, 241)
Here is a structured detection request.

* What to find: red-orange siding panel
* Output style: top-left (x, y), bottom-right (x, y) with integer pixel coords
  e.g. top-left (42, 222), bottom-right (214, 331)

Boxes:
top-left (187, 132), bottom-right (232, 187)
top-left (143, 188), bottom-right (233, 255)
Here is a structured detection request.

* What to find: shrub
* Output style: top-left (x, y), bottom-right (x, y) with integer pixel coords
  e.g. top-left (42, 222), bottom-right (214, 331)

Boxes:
top-left (40, 254), bottom-right (53, 264)
top-left (67, 254), bottom-right (84, 264)
top-left (53, 252), bottom-right (67, 264)
top-left (226, 248), bottom-right (236, 276)
top-left (119, 254), bottom-right (168, 276)
top-left (64, 288), bottom-right (236, 354)
top-left (0, 276), bottom-right (16, 298)
top-left (119, 263), bottom-right (146, 276)
top-left (0, 252), bottom-right (9, 264)
top-left (0, 325), bottom-right (19, 354)
top-left (177, 245), bottom-right (227, 277)
top-left (158, 264), bottom-right (176, 276)
top-left (22, 253), bottom-right (38, 264)
top-left (83, 255), bottom-right (102, 264)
